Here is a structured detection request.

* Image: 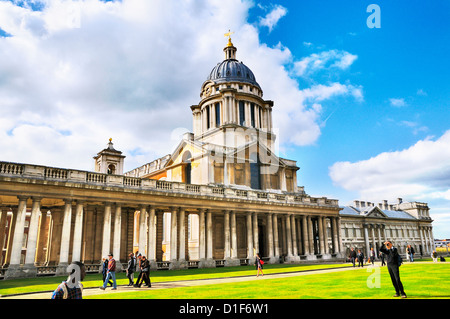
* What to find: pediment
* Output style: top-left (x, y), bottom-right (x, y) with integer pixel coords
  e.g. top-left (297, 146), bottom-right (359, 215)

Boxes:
top-left (365, 207), bottom-right (388, 218)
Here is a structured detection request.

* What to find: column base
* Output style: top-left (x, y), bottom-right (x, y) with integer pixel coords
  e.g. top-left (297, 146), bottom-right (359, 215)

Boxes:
top-left (225, 258), bottom-right (241, 267)
top-left (169, 260), bottom-right (188, 270)
top-left (4, 264), bottom-right (37, 279)
top-left (305, 254), bottom-right (317, 261)
top-left (285, 255), bottom-right (300, 263)
top-left (268, 256), bottom-right (280, 264)
top-left (199, 259), bottom-right (216, 268)
top-left (56, 263), bottom-right (69, 276)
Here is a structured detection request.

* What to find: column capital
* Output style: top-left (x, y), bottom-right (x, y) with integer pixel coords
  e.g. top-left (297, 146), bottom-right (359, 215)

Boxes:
top-left (17, 195), bottom-right (29, 202)
top-left (31, 196), bottom-right (43, 202)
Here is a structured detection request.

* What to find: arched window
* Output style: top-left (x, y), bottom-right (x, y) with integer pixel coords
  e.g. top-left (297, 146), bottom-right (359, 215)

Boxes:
top-left (250, 152), bottom-right (261, 190)
top-left (107, 164), bottom-right (116, 175)
top-left (182, 151), bottom-right (192, 184)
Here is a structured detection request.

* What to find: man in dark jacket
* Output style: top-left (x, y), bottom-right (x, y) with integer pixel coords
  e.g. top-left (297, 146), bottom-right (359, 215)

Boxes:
top-left (380, 241), bottom-right (406, 298)
top-left (126, 253), bottom-right (136, 286)
top-left (135, 255), bottom-right (151, 288)
top-left (349, 248), bottom-right (357, 267)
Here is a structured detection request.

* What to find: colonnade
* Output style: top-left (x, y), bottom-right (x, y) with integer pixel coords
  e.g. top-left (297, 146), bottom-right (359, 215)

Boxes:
top-left (0, 195), bottom-right (344, 279)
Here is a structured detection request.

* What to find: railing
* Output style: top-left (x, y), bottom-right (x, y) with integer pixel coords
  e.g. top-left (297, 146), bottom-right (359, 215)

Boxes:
top-left (0, 162), bottom-right (24, 175)
top-left (187, 261), bottom-right (199, 268)
top-left (37, 266), bottom-right (57, 276)
top-left (157, 261), bottom-right (171, 270)
top-left (215, 260), bottom-right (225, 267)
top-left (0, 160), bottom-right (340, 208)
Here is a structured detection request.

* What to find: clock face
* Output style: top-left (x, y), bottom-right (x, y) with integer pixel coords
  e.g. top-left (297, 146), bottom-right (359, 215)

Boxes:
top-left (205, 86), bottom-right (211, 97)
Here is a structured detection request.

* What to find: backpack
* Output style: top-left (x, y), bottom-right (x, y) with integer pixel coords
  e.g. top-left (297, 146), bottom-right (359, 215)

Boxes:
top-left (59, 281), bottom-right (83, 299)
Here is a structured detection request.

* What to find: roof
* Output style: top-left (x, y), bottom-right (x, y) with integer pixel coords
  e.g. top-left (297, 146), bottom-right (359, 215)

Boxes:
top-left (207, 59), bottom-right (260, 88)
top-left (339, 205), bottom-right (416, 220)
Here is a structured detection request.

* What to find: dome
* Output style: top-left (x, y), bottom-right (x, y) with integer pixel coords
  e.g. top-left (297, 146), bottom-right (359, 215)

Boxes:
top-left (207, 59), bottom-right (260, 89)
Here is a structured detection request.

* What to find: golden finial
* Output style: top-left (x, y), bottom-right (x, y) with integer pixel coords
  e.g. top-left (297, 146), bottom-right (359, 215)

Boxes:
top-left (224, 29), bottom-right (234, 46)
top-left (109, 138), bottom-right (112, 143)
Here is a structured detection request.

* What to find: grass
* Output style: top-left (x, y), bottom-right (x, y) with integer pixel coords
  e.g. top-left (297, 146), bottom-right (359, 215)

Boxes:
top-left (1, 261), bottom-right (449, 299)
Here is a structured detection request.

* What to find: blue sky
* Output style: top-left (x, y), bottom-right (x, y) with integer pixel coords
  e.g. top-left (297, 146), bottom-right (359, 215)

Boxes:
top-left (0, 0), bottom-right (449, 238)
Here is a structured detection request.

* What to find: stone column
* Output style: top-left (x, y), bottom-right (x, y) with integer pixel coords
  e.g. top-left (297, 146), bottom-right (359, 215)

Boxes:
top-left (59, 199), bottom-right (73, 268)
top-left (230, 211), bottom-right (238, 260)
top-left (112, 204), bottom-right (122, 270)
top-left (246, 212), bottom-right (254, 261)
top-left (71, 201), bottom-right (84, 262)
top-left (267, 213), bottom-right (275, 262)
top-left (252, 212), bottom-right (259, 254)
top-left (9, 196), bottom-right (29, 267)
top-left (138, 205), bottom-right (147, 255)
top-left (291, 214), bottom-right (298, 257)
top-left (148, 207), bottom-right (156, 266)
top-left (296, 217), bottom-right (303, 255)
top-left (170, 207), bottom-right (178, 262)
top-left (199, 209), bottom-right (206, 261)
top-left (363, 224), bottom-right (370, 257)
top-left (371, 225), bottom-right (377, 257)
top-left (322, 216), bottom-right (329, 256)
top-left (206, 210), bottom-right (214, 265)
top-left (179, 208), bottom-right (186, 263)
top-left (285, 214), bottom-right (293, 257)
top-left (273, 214), bottom-right (280, 258)
top-left (224, 210), bottom-right (230, 259)
top-left (307, 216), bottom-right (314, 255)
top-left (302, 215), bottom-right (309, 255)
top-left (419, 226), bottom-right (425, 256)
top-left (101, 203), bottom-right (112, 258)
top-left (318, 216), bottom-right (324, 254)
top-left (24, 197), bottom-right (42, 267)
top-left (0, 208), bottom-right (7, 266)
top-left (332, 217), bottom-right (339, 254)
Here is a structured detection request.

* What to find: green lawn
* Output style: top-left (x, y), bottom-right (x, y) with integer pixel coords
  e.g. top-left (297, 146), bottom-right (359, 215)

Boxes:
top-left (1, 261), bottom-right (449, 299)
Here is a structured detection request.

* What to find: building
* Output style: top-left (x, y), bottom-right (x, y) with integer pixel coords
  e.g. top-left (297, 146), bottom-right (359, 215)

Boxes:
top-left (0, 37), bottom-right (435, 279)
top-left (0, 37), bottom-right (344, 279)
top-left (340, 199), bottom-right (434, 259)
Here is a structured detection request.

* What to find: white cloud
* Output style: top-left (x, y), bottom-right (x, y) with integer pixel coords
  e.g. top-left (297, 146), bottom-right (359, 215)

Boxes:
top-left (258, 4), bottom-right (287, 32)
top-left (329, 130), bottom-right (450, 202)
top-left (389, 97), bottom-right (407, 107)
top-left (0, 0), bottom-right (363, 172)
top-left (293, 49), bottom-right (358, 77)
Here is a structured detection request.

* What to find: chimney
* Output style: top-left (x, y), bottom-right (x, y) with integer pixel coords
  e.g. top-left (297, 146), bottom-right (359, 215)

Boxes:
top-left (383, 200), bottom-right (389, 210)
top-left (398, 198), bottom-right (403, 204)
top-left (353, 200), bottom-right (360, 208)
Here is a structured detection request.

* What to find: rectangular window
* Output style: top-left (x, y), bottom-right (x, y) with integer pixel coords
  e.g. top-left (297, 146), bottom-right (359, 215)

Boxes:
top-left (251, 103), bottom-right (255, 127)
top-left (239, 101), bottom-right (245, 126)
top-left (215, 103), bottom-right (220, 127)
top-left (206, 106), bottom-right (210, 129)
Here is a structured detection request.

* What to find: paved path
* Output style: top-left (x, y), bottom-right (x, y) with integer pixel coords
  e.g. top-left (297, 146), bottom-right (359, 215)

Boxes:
top-left (2, 265), bottom-right (358, 299)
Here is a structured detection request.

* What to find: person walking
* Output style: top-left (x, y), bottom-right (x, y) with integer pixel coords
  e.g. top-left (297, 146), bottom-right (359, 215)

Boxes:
top-left (349, 247), bottom-right (357, 267)
top-left (52, 261), bottom-right (86, 299)
top-left (100, 253), bottom-right (117, 290)
top-left (126, 253), bottom-right (136, 286)
top-left (379, 250), bottom-right (386, 266)
top-left (255, 253), bottom-right (264, 277)
top-left (408, 245), bottom-right (415, 262)
top-left (432, 251), bottom-right (438, 262)
top-left (101, 257), bottom-right (112, 287)
top-left (134, 253), bottom-right (143, 287)
top-left (135, 255), bottom-right (151, 287)
top-left (380, 241), bottom-right (406, 298)
top-left (370, 247), bottom-right (376, 265)
top-left (356, 249), bottom-right (364, 267)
